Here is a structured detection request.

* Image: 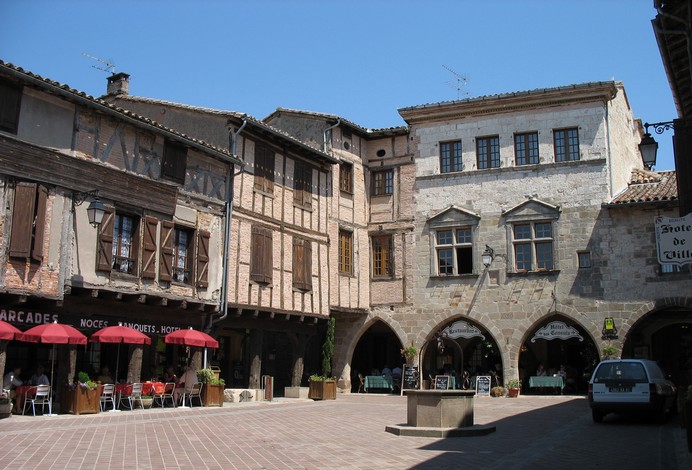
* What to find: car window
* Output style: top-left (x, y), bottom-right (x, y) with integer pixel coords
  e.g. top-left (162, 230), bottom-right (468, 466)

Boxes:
top-left (593, 363), bottom-right (648, 383)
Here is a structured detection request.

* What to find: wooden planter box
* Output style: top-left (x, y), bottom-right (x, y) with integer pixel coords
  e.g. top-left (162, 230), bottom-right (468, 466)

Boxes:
top-left (62, 385), bottom-right (102, 415)
top-left (202, 384), bottom-right (224, 407)
top-left (0, 402), bottom-right (11, 418)
top-left (308, 380), bottom-right (336, 400)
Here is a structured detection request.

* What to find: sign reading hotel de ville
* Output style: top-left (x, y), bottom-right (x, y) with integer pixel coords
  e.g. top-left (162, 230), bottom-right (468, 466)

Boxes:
top-left (531, 321), bottom-right (583, 342)
top-left (655, 215), bottom-right (692, 266)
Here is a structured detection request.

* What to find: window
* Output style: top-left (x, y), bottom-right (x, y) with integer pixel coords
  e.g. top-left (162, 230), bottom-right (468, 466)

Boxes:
top-left (440, 140), bottom-right (462, 173)
top-left (512, 222), bottom-right (554, 271)
top-left (250, 226), bottom-right (273, 284)
top-left (293, 160), bottom-right (312, 208)
top-left (254, 145), bottom-right (275, 193)
top-left (514, 132), bottom-right (539, 166)
top-left (578, 251), bottom-right (591, 269)
top-left (372, 235), bottom-right (393, 278)
top-left (371, 169), bottom-right (393, 196)
top-left (434, 227), bottom-right (473, 275)
top-left (172, 227), bottom-right (194, 283)
top-left (293, 237), bottom-right (312, 291)
top-left (9, 182), bottom-right (47, 261)
top-left (0, 81), bottom-right (22, 134)
top-left (339, 230), bottom-right (353, 274)
top-left (161, 140), bottom-right (187, 183)
top-left (476, 136), bottom-right (500, 169)
top-left (339, 162), bottom-right (353, 193)
top-left (554, 128), bottom-right (579, 162)
top-left (112, 213), bottom-right (139, 274)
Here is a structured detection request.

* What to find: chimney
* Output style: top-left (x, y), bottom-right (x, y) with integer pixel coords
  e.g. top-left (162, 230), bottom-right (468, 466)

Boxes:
top-left (106, 72), bottom-right (130, 96)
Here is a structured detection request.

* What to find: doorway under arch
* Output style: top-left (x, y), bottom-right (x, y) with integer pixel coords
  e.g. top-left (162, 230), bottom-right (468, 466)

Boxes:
top-left (350, 320), bottom-right (403, 392)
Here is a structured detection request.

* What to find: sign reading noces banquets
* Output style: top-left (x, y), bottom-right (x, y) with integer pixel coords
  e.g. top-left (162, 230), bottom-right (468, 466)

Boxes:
top-left (655, 214), bottom-right (692, 266)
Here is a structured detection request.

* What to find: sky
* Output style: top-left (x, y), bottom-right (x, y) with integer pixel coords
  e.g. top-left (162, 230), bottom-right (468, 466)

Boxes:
top-left (0, 0), bottom-right (678, 170)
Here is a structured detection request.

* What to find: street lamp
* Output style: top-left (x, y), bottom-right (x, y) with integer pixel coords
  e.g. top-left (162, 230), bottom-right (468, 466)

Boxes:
top-left (639, 121), bottom-right (675, 170)
top-left (73, 190), bottom-right (106, 227)
top-left (482, 245), bottom-right (494, 268)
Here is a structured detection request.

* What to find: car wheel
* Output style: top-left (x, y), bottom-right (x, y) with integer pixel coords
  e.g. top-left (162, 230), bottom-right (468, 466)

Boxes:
top-left (592, 409), bottom-right (604, 423)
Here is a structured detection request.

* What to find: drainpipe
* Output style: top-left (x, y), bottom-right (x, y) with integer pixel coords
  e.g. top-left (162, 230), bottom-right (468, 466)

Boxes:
top-left (207, 118), bottom-right (247, 334)
top-left (323, 119), bottom-right (341, 153)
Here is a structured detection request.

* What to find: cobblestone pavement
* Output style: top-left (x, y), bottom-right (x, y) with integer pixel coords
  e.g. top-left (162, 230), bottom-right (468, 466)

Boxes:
top-left (0, 394), bottom-right (689, 469)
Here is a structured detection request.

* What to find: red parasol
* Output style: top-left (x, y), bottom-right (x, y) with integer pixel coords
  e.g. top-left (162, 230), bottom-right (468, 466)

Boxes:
top-left (164, 327), bottom-right (219, 348)
top-left (19, 321), bottom-right (87, 345)
top-left (0, 320), bottom-right (22, 341)
top-left (89, 324), bottom-right (151, 345)
top-left (89, 323), bottom-right (151, 384)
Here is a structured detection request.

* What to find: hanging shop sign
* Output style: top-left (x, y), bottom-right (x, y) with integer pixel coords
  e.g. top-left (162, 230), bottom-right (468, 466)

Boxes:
top-left (443, 321), bottom-right (485, 340)
top-left (655, 214), bottom-right (692, 266)
top-left (531, 321), bottom-right (584, 342)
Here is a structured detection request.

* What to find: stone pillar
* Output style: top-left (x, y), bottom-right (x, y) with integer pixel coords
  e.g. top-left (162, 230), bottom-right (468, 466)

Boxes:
top-left (127, 345), bottom-right (143, 383)
top-left (248, 329), bottom-right (263, 389)
top-left (289, 333), bottom-right (307, 387)
top-left (0, 340), bottom-right (7, 387)
top-left (56, 346), bottom-right (77, 403)
top-left (190, 350), bottom-right (202, 371)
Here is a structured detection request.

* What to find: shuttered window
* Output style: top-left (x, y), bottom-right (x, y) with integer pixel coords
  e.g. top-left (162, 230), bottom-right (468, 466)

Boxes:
top-left (0, 81), bottom-right (22, 134)
top-left (141, 216), bottom-right (158, 279)
top-left (254, 145), bottom-right (275, 194)
top-left (250, 226), bottom-right (273, 284)
top-left (339, 230), bottom-right (353, 274)
top-left (159, 220), bottom-right (174, 282)
top-left (162, 140), bottom-right (187, 183)
top-left (339, 162), bottom-right (353, 193)
top-left (9, 182), bottom-right (47, 261)
top-left (293, 237), bottom-right (312, 291)
top-left (97, 210), bottom-right (140, 275)
top-left (195, 230), bottom-right (210, 288)
top-left (293, 160), bottom-right (313, 208)
top-left (97, 208), bottom-right (115, 272)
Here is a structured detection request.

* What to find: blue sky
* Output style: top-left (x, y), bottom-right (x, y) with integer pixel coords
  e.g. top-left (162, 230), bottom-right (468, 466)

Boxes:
top-left (0, 0), bottom-right (678, 170)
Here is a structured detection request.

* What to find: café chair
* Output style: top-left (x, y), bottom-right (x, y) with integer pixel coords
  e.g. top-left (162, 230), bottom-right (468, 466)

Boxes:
top-left (119, 382), bottom-right (144, 411)
top-left (183, 382), bottom-right (203, 407)
top-left (154, 382), bottom-right (177, 408)
top-left (100, 384), bottom-right (116, 412)
top-left (22, 384), bottom-right (52, 416)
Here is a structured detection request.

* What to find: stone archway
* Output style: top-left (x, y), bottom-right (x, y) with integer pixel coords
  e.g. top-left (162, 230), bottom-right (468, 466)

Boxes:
top-left (348, 319), bottom-right (403, 392)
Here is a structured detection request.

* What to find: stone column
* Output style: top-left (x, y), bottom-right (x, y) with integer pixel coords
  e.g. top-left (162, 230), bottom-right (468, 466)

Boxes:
top-left (127, 345), bottom-right (143, 383)
top-left (248, 329), bottom-right (263, 389)
top-left (289, 333), bottom-right (307, 387)
top-left (0, 340), bottom-right (7, 388)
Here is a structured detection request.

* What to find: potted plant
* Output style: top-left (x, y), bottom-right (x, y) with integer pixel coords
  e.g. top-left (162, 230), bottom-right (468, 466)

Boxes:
top-left (601, 343), bottom-right (619, 360)
top-left (401, 344), bottom-right (417, 365)
top-left (197, 367), bottom-right (225, 406)
top-left (62, 371), bottom-right (101, 415)
top-left (506, 379), bottom-right (521, 398)
top-left (309, 316), bottom-right (337, 400)
top-left (137, 389), bottom-right (154, 409)
top-left (490, 386), bottom-right (506, 397)
top-left (0, 391), bottom-right (12, 418)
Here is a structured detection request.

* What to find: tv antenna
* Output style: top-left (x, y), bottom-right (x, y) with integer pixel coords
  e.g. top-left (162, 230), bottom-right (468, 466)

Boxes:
top-left (443, 64), bottom-right (468, 99)
top-left (81, 53), bottom-right (116, 74)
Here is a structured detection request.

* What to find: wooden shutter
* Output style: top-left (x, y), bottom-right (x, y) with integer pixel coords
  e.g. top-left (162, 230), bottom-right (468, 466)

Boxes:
top-left (162, 140), bottom-right (187, 183)
top-left (195, 230), bottom-right (210, 288)
top-left (251, 226), bottom-right (272, 284)
top-left (141, 216), bottom-right (158, 279)
top-left (31, 185), bottom-right (48, 262)
top-left (9, 182), bottom-right (36, 258)
top-left (0, 82), bottom-right (22, 134)
top-left (293, 237), bottom-right (312, 291)
top-left (97, 207), bottom-right (114, 272)
top-left (159, 220), bottom-right (174, 282)
top-left (130, 217), bottom-right (141, 276)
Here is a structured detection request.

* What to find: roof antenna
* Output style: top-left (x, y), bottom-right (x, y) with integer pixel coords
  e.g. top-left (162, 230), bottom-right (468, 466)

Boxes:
top-left (81, 53), bottom-right (116, 74)
top-left (442, 64), bottom-right (468, 100)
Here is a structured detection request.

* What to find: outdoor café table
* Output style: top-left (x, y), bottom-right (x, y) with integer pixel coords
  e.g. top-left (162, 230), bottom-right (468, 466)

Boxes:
top-left (364, 375), bottom-right (393, 392)
top-left (529, 375), bottom-right (565, 393)
top-left (141, 382), bottom-right (165, 396)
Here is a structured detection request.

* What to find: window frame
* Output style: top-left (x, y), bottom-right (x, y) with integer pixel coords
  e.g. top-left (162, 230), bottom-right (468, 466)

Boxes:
top-left (293, 160), bottom-right (313, 208)
top-left (253, 144), bottom-right (275, 194)
top-left (161, 139), bottom-right (187, 184)
top-left (371, 234), bottom-right (393, 279)
top-left (440, 140), bottom-right (463, 173)
top-left (511, 221), bottom-right (555, 272)
top-left (292, 236), bottom-right (313, 291)
top-left (339, 161), bottom-right (353, 193)
top-left (339, 229), bottom-right (353, 275)
top-left (514, 132), bottom-right (539, 166)
top-left (554, 127), bottom-right (580, 162)
top-left (433, 226), bottom-right (474, 276)
top-left (170, 226), bottom-right (194, 284)
top-left (476, 135), bottom-right (500, 169)
top-left (371, 169), bottom-right (393, 196)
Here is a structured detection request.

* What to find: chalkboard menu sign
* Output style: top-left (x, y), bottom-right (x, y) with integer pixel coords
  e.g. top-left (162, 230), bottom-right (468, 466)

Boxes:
top-left (434, 375), bottom-right (451, 390)
top-left (476, 375), bottom-right (491, 396)
top-left (401, 365), bottom-right (419, 392)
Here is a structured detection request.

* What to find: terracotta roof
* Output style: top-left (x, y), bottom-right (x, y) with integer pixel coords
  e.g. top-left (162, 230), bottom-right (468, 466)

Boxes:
top-left (608, 169), bottom-right (678, 205)
top-left (0, 60), bottom-right (241, 165)
top-left (265, 107), bottom-right (409, 137)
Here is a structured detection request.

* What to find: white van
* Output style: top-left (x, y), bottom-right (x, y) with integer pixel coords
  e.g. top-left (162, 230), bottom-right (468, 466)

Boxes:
top-left (588, 359), bottom-right (677, 423)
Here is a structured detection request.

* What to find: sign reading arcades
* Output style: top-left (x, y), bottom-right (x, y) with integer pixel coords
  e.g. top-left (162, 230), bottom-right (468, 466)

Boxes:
top-left (655, 214), bottom-right (692, 266)
top-left (531, 321), bottom-right (583, 342)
